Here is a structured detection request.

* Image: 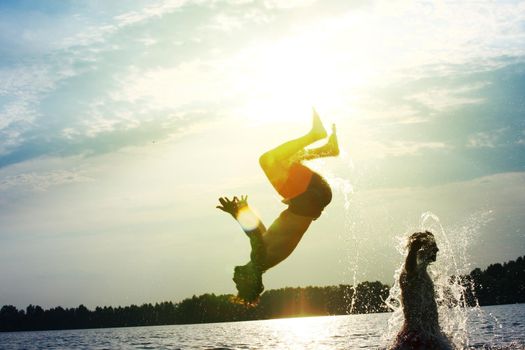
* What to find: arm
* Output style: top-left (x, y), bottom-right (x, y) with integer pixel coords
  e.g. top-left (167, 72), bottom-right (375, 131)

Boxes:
top-left (405, 240), bottom-right (423, 276)
top-left (217, 196), bottom-right (267, 269)
top-left (216, 195), bottom-right (266, 235)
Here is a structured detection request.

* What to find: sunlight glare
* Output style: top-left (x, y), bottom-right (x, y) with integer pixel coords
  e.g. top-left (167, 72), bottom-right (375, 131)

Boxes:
top-left (232, 35), bottom-right (369, 125)
top-left (237, 206), bottom-right (260, 232)
top-left (268, 316), bottom-right (332, 348)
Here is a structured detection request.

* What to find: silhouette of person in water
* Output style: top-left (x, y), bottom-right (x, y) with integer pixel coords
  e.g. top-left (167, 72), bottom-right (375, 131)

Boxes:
top-left (216, 109), bottom-right (339, 304)
top-left (393, 231), bottom-right (453, 350)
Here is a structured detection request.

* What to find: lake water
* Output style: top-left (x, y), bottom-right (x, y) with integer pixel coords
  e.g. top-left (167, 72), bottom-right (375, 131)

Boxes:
top-left (1, 304), bottom-right (523, 349)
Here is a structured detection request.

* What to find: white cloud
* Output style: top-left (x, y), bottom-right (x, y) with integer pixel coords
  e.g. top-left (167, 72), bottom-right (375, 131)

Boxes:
top-left (408, 92), bottom-right (483, 112)
top-left (106, 0), bottom-right (525, 127)
top-left (208, 9), bottom-right (271, 32)
top-left (74, 100), bottom-right (142, 138)
top-left (209, 13), bottom-right (244, 32)
top-left (0, 170), bottom-right (93, 192)
top-left (355, 101), bottom-right (427, 125)
top-left (518, 130), bottom-right (525, 145)
top-left (114, 0), bottom-right (188, 27)
top-left (137, 37), bottom-right (158, 46)
top-left (364, 140), bottom-right (451, 159)
top-left (318, 1), bottom-right (525, 82)
top-left (0, 101), bottom-right (36, 131)
top-left (2, 0), bottom-right (525, 167)
top-left (58, 0), bottom-right (192, 52)
top-left (0, 65), bottom-right (55, 97)
top-left (518, 140), bottom-right (525, 145)
top-left (466, 128), bottom-right (507, 149)
top-left (406, 82), bottom-right (489, 112)
top-left (111, 60), bottom-right (235, 110)
top-left (263, 0), bottom-right (317, 9)
top-left (0, 1), bottom-right (192, 157)
top-left (0, 63), bottom-right (78, 152)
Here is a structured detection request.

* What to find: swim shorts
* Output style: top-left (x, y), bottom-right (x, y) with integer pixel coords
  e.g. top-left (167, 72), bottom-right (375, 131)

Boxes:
top-left (285, 165), bottom-right (332, 220)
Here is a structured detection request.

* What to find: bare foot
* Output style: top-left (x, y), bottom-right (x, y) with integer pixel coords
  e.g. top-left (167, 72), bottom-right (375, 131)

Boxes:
top-left (310, 124), bottom-right (339, 157)
top-left (309, 107), bottom-right (327, 141)
top-left (327, 124), bottom-right (340, 156)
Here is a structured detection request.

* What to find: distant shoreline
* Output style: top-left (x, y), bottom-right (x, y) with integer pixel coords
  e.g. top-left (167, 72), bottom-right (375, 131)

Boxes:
top-left (1, 255), bottom-right (523, 332)
top-left (2, 304), bottom-right (524, 334)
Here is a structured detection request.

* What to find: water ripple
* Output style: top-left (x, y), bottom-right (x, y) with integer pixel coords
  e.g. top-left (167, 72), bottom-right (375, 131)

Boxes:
top-left (0, 304), bottom-right (523, 349)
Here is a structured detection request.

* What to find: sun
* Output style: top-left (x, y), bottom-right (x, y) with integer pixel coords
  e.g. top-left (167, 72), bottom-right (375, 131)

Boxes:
top-left (230, 36), bottom-right (363, 125)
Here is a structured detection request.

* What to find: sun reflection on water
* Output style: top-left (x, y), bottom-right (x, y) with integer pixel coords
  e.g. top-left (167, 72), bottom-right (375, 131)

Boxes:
top-left (265, 316), bottom-right (336, 349)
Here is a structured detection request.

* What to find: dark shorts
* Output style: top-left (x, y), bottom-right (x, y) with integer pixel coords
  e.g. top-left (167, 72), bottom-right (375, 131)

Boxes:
top-left (287, 171), bottom-right (332, 220)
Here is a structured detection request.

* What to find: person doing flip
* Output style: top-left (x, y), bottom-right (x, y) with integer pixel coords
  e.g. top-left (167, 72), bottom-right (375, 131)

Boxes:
top-left (217, 108), bottom-right (339, 304)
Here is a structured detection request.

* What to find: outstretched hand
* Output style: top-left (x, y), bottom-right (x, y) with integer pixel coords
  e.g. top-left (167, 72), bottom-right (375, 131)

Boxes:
top-left (216, 195), bottom-right (248, 218)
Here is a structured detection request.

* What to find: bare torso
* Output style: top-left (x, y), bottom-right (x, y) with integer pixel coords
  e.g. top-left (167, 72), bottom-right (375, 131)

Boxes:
top-left (393, 267), bottom-right (454, 349)
top-left (400, 267), bottom-right (440, 334)
top-left (261, 209), bottom-right (313, 270)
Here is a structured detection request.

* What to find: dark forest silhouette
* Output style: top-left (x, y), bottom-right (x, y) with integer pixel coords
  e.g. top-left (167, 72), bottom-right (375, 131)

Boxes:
top-left (461, 255), bottom-right (525, 307)
top-left (0, 282), bottom-right (389, 332)
top-left (1, 256), bottom-right (523, 332)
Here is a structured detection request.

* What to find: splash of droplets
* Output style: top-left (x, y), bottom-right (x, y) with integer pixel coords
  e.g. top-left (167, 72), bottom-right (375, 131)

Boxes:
top-left (383, 210), bottom-right (494, 349)
top-left (332, 176), bottom-right (354, 210)
top-left (315, 149), bottom-right (362, 314)
top-left (327, 172), bottom-right (360, 313)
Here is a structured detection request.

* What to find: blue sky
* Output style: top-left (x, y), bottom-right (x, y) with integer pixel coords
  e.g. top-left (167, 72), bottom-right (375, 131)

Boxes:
top-left (0, 0), bottom-right (524, 308)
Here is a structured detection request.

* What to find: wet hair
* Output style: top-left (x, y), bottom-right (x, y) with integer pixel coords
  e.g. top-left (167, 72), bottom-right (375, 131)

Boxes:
top-left (232, 263), bottom-right (264, 305)
top-left (407, 231), bottom-right (435, 249)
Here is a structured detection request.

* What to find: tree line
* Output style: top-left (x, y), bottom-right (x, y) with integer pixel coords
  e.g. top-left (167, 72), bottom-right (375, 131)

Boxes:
top-left (1, 255), bottom-right (523, 332)
top-left (0, 281), bottom-right (388, 332)
top-left (462, 255), bottom-right (525, 307)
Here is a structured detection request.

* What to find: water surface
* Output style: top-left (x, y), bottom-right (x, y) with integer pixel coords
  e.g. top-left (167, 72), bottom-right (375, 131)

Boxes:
top-left (1, 304), bottom-right (523, 349)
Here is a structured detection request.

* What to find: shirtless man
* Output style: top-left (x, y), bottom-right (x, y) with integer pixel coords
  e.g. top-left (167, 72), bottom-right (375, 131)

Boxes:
top-left (393, 231), bottom-right (453, 350)
top-left (217, 109), bottom-right (339, 304)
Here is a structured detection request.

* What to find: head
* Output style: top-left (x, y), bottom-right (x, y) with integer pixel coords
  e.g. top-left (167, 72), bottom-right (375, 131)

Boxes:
top-left (408, 231), bottom-right (439, 265)
top-left (232, 262), bottom-right (264, 305)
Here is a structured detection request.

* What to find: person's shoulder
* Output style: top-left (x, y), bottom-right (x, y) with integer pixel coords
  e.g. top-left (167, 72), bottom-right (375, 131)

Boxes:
top-left (403, 266), bottom-right (425, 281)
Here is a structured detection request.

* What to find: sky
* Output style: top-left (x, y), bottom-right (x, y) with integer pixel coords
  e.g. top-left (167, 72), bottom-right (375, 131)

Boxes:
top-left (0, 0), bottom-right (524, 309)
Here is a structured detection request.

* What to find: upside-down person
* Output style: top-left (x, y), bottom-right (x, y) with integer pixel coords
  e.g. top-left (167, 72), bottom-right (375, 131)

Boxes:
top-left (217, 109), bottom-right (339, 304)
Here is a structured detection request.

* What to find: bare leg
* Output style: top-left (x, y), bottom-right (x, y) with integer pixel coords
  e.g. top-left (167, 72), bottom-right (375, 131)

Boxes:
top-left (259, 109), bottom-right (339, 198)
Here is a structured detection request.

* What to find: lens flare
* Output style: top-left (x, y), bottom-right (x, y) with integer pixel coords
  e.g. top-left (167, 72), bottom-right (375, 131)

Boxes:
top-left (237, 207), bottom-right (260, 232)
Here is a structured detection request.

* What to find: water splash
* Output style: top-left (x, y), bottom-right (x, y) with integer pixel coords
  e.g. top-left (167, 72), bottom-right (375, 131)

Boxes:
top-left (315, 150), bottom-right (361, 314)
top-left (328, 172), bottom-right (360, 313)
top-left (383, 210), bottom-right (494, 349)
